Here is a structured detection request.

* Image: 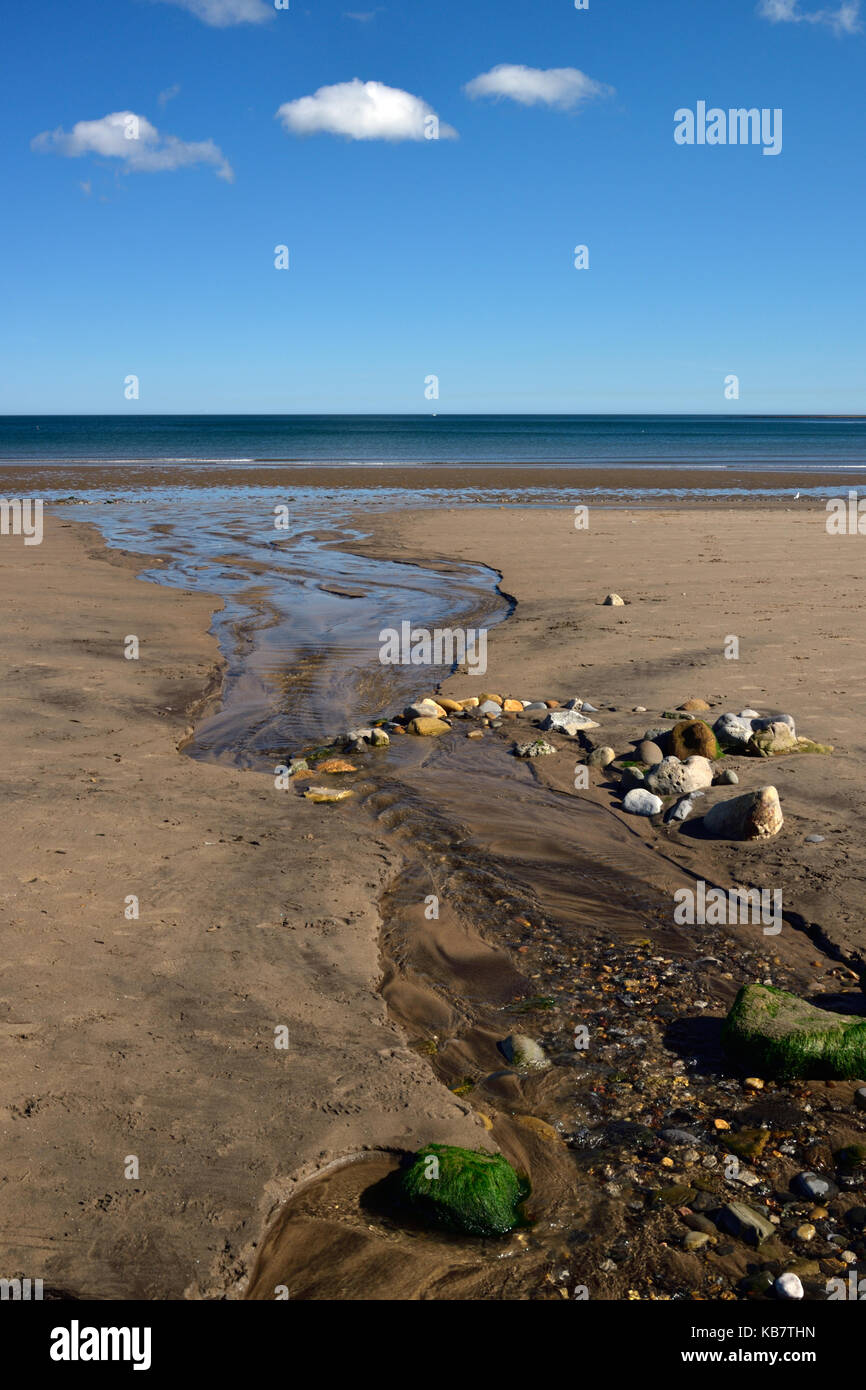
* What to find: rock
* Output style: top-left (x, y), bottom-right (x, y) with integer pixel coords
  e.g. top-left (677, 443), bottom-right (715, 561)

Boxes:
top-left (715, 1201), bottom-right (775, 1247)
top-left (304, 787), bottom-right (354, 804)
top-left (345, 726), bottom-right (390, 748)
top-left (661, 1127), bottom-right (703, 1146)
top-left (703, 786), bottom-right (783, 840)
top-left (407, 717), bottom-right (452, 737)
top-left (747, 721), bottom-right (798, 757)
top-left (315, 758), bottom-right (357, 774)
top-left (723, 983), bottom-right (866, 1079)
top-left (793, 1171), bottom-right (838, 1202)
top-left (623, 788), bottom-right (663, 817)
top-left (587, 746), bottom-right (616, 769)
top-left (855, 1087), bottom-right (866, 1110)
top-left (637, 739), bottom-right (664, 765)
top-left (502, 698), bottom-right (524, 713)
top-left (582, 702), bottom-right (598, 712)
top-left (458, 697), bottom-right (480, 709)
top-left (666, 797), bottom-right (694, 823)
top-left (670, 719), bottom-right (720, 761)
top-left (478, 692), bottom-right (503, 707)
top-left (397, 1144), bottom-right (528, 1237)
top-left (805, 834), bottom-right (825, 844)
top-left (684, 1231), bottom-right (711, 1251)
top-left (563, 698), bottom-right (584, 710)
top-left (795, 1223), bottom-right (816, 1242)
top-left (774, 1272), bottom-right (804, 1300)
top-left (477, 700), bottom-right (503, 717)
top-left (541, 709), bottom-right (599, 736)
top-left (405, 699), bottom-right (447, 720)
top-left (603, 593), bottom-right (626, 606)
top-left (756, 713), bottom-right (796, 734)
top-left (744, 1077), bottom-right (764, 1090)
top-left (522, 701), bottom-right (549, 713)
top-left (620, 767), bottom-right (646, 790)
top-left (646, 755), bottom-right (714, 797)
top-left (435, 697), bottom-right (464, 713)
top-left (513, 738), bottom-right (556, 758)
top-left (713, 712), bottom-right (757, 750)
top-left (287, 758), bottom-right (309, 776)
top-left (678, 699), bottom-right (711, 712)
top-left (499, 1034), bottom-right (550, 1071)
top-left (717, 769), bottom-right (739, 785)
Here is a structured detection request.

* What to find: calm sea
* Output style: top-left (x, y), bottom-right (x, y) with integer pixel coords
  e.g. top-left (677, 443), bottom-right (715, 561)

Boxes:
top-left (1, 414), bottom-right (865, 468)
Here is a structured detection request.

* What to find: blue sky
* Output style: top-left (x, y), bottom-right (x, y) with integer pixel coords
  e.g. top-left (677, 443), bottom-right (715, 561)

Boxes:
top-left (1, 0), bottom-right (864, 413)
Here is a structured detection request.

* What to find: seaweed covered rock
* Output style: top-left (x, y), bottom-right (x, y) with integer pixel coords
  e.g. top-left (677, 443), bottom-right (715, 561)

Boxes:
top-left (670, 719), bottom-right (720, 761)
top-left (398, 1144), bottom-right (528, 1237)
top-left (723, 983), bottom-right (866, 1080)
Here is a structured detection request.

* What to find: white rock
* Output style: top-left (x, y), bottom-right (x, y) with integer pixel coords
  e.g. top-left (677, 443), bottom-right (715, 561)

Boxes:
top-left (603, 593), bottom-right (626, 606)
top-left (774, 1272), bottom-right (804, 1301)
top-left (647, 755), bottom-right (714, 797)
top-left (541, 709), bottom-right (599, 736)
top-left (623, 788), bottom-right (663, 816)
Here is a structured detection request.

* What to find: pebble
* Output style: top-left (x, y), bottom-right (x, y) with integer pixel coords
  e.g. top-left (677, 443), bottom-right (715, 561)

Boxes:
top-left (622, 789), bottom-right (663, 817)
top-left (477, 700), bottom-right (503, 717)
top-left (587, 746), bottom-right (616, 769)
top-left (805, 834), bottom-right (826, 844)
top-left (774, 1272), bottom-right (804, 1301)
top-left (718, 769), bottom-right (739, 785)
top-left (793, 1171), bottom-right (837, 1201)
top-left (795, 1223), bottom-right (816, 1242)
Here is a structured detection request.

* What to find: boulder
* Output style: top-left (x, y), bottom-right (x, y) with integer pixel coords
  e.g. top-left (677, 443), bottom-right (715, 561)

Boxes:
top-left (541, 709), bottom-right (599, 736)
top-left (623, 788), bottom-right (663, 816)
top-left (722, 983), bottom-right (866, 1079)
top-left (702, 786), bottom-right (783, 840)
top-left (646, 755), bottom-right (714, 797)
top-left (713, 712), bottom-right (756, 750)
top-left (670, 719), bottom-right (720, 761)
top-left (397, 1144), bottom-right (528, 1237)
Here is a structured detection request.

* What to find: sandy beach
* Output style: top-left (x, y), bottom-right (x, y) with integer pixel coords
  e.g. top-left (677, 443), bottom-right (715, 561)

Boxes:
top-left (2, 489), bottom-right (865, 1302)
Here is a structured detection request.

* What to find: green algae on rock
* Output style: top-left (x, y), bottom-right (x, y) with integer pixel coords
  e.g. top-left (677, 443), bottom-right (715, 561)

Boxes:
top-left (723, 983), bottom-right (866, 1080)
top-left (398, 1144), bottom-right (528, 1237)
top-left (670, 718), bottom-right (720, 761)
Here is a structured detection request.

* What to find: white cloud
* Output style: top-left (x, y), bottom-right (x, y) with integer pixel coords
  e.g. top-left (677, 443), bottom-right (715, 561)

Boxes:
top-left (156, 0), bottom-right (273, 25)
top-left (757, 0), bottom-right (862, 33)
top-left (158, 83), bottom-right (182, 108)
top-left (464, 64), bottom-right (613, 110)
top-left (32, 111), bottom-right (234, 181)
top-left (276, 79), bottom-right (457, 141)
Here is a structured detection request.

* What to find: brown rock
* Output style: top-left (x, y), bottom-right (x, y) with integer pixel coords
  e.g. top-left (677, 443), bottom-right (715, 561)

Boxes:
top-left (478, 692), bottom-right (503, 706)
top-left (435, 697), bottom-right (463, 714)
top-left (316, 758), bottom-right (357, 774)
top-left (678, 698), bottom-right (711, 712)
top-left (502, 698), bottom-right (524, 713)
top-left (670, 719), bottom-right (719, 761)
top-left (407, 717), bottom-right (451, 737)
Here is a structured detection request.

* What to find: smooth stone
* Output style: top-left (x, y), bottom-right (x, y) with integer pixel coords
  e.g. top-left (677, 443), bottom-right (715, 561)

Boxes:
top-left (661, 1127), bottom-right (702, 1146)
top-left (407, 717), bottom-right (451, 736)
top-left (703, 785), bottom-right (784, 840)
top-left (623, 788), bottom-right (663, 817)
top-left (666, 797), bottom-right (694, 823)
top-left (713, 712), bottom-right (756, 749)
top-left (523, 701), bottom-right (549, 712)
top-left (795, 1223), bottom-right (816, 1242)
top-left (582, 702), bottom-right (598, 712)
top-left (499, 1034), bottom-right (550, 1071)
top-left (404, 699), bottom-right (447, 720)
top-left (774, 1272), bottom-right (804, 1301)
top-left (638, 739), bottom-right (664, 765)
top-left (793, 1171), bottom-right (838, 1201)
top-left (587, 746), bottom-right (616, 769)
top-left (678, 699), bottom-right (711, 712)
top-left (715, 1201), bottom-right (775, 1247)
top-left (603, 592), bottom-right (626, 606)
top-left (646, 755), bottom-right (714, 797)
top-left (541, 709), bottom-right (600, 736)
top-left (717, 769), bottom-right (739, 785)
top-left (683, 1231), bottom-right (711, 1251)
top-left (502, 698), bottom-right (524, 713)
top-left (805, 834), bottom-right (826, 843)
top-left (478, 700), bottom-right (503, 717)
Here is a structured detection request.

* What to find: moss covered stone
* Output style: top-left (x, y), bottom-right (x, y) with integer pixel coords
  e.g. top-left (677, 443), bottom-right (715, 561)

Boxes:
top-left (398, 1144), bottom-right (528, 1237)
top-left (723, 983), bottom-right (866, 1080)
top-left (670, 719), bottom-right (720, 761)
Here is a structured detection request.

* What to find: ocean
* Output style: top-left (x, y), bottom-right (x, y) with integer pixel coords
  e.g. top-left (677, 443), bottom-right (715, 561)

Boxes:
top-left (1, 413), bottom-right (865, 468)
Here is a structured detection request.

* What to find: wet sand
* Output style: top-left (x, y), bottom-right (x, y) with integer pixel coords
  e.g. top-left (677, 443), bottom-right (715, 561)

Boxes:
top-left (2, 495), bottom-right (866, 1301)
